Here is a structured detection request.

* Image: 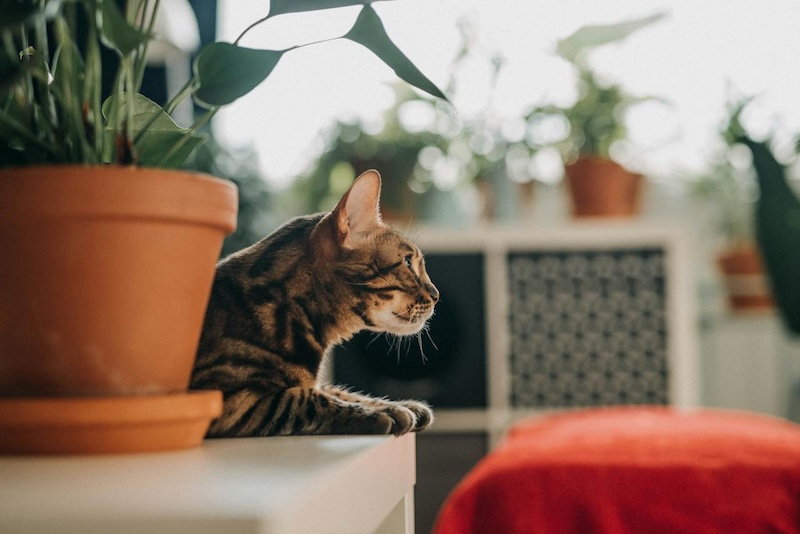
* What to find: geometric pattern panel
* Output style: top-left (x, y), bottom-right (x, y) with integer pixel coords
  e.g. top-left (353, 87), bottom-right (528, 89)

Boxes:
top-left (508, 249), bottom-right (670, 407)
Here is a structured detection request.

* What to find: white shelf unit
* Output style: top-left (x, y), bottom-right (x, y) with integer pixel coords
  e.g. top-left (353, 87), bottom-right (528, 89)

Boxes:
top-left (0, 434), bottom-right (416, 534)
top-left (410, 222), bottom-right (700, 445)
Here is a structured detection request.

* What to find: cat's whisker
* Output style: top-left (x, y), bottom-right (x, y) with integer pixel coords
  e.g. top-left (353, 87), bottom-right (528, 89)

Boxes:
top-left (385, 333), bottom-right (399, 357)
top-left (423, 325), bottom-right (439, 351)
top-left (366, 332), bottom-right (385, 349)
top-left (393, 306), bottom-right (416, 318)
top-left (395, 335), bottom-right (402, 364)
top-left (416, 332), bottom-right (428, 364)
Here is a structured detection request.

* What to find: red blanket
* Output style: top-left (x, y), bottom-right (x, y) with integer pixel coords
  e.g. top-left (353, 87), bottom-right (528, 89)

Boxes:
top-left (433, 407), bottom-right (800, 534)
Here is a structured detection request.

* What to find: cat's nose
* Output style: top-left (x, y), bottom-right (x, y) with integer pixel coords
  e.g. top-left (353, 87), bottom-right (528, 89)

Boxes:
top-left (426, 283), bottom-right (439, 303)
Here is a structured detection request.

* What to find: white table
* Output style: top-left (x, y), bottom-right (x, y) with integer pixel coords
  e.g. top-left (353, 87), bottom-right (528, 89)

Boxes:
top-left (0, 433), bottom-right (416, 534)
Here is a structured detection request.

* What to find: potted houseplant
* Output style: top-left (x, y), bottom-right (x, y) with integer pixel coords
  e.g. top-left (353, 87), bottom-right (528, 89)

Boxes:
top-left (0, 0), bottom-right (446, 454)
top-left (526, 13), bottom-right (665, 218)
top-left (690, 153), bottom-right (773, 313)
top-left (723, 101), bottom-right (800, 334)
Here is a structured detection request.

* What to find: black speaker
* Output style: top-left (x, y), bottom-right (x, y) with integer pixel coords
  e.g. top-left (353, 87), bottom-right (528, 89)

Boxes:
top-left (333, 252), bottom-right (487, 409)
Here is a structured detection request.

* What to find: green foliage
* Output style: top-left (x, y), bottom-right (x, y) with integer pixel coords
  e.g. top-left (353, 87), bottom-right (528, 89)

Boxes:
top-left (725, 101), bottom-right (800, 335)
top-left (689, 156), bottom-right (755, 245)
top-left (344, 6), bottom-right (447, 102)
top-left (193, 45), bottom-right (283, 108)
top-left (293, 20), bottom-right (517, 222)
top-left (689, 99), bottom-right (764, 246)
top-left (527, 13), bottom-right (665, 162)
top-left (555, 12), bottom-right (666, 66)
top-left (294, 90), bottom-right (448, 218)
top-left (1, 0), bottom-right (447, 169)
top-left (102, 93), bottom-right (206, 167)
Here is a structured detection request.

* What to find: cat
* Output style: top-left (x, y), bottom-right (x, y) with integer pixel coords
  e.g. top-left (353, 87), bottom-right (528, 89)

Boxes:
top-left (190, 170), bottom-right (439, 437)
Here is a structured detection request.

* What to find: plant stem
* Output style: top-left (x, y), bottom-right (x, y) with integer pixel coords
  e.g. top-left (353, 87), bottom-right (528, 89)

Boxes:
top-left (56, 17), bottom-right (94, 163)
top-left (124, 58), bottom-right (136, 162)
top-left (85, 6), bottom-right (104, 161)
top-left (133, 78), bottom-right (197, 146)
top-left (234, 13), bottom-right (271, 45)
top-left (154, 106), bottom-right (217, 167)
top-left (133, 0), bottom-right (161, 93)
top-left (162, 77), bottom-right (197, 116)
top-left (34, 0), bottom-right (57, 147)
top-left (18, 25), bottom-right (34, 133)
top-left (34, 0), bottom-right (50, 66)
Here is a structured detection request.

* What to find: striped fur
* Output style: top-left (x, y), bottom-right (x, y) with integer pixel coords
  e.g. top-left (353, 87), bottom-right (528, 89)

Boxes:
top-left (191, 171), bottom-right (438, 437)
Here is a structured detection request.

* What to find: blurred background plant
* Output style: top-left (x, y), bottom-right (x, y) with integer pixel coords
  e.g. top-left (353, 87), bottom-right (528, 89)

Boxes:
top-left (517, 13), bottom-right (667, 218)
top-left (690, 153), bottom-right (756, 247)
top-left (720, 96), bottom-right (800, 328)
top-left (689, 98), bottom-right (761, 249)
top-left (291, 17), bottom-right (543, 225)
top-left (523, 13), bottom-right (667, 165)
top-left (289, 85), bottom-right (449, 222)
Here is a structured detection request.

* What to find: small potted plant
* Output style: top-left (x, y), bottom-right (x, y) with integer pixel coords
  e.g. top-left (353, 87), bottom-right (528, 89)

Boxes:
top-left (0, 0), bottom-right (446, 454)
top-left (690, 153), bottom-right (773, 313)
top-left (723, 100), bottom-right (800, 332)
top-left (526, 13), bottom-right (665, 218)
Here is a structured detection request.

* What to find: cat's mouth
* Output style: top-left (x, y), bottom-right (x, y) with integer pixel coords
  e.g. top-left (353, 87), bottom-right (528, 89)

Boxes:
top-left (386, 305), bottom-right (434, 335)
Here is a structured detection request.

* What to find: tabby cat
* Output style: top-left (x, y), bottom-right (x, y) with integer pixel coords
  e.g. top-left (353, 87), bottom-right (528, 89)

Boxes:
top-left (191, 170), bottom-right (438, 437)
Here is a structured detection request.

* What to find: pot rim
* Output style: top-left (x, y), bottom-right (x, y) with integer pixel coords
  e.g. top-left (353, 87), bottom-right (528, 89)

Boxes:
top-left (0, 165), bottom-right (238, 233)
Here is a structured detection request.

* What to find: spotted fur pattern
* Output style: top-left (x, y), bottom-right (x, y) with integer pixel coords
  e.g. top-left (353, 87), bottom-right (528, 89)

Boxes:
top-left (191, 171), bottom-right (438, 437)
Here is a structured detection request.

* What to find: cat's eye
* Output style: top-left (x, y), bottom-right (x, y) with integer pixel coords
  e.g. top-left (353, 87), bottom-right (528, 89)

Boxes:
top-left (404, 255), bottom-right (414, 270)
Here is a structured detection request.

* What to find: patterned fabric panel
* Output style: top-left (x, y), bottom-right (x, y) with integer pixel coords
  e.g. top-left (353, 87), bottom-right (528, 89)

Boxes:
top-left (507, 249), bottom-right (669, 407)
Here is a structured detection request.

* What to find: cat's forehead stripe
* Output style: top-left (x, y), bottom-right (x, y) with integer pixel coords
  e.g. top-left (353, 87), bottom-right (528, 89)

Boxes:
top-left (398, 243), bottom-right (415, 253)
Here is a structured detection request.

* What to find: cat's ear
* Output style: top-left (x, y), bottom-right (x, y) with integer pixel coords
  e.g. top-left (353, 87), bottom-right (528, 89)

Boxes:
top-left (332, 170), bottom-right (384, 248)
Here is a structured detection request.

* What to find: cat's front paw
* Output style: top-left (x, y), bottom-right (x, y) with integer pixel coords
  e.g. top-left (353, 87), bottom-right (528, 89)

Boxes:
top-left (379, 404), bottom-right (418, 436)
top-left (398, 400), bottom-right (434, 432)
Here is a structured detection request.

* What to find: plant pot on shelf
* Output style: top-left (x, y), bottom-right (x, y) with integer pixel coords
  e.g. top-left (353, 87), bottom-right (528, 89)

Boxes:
top-left (716, 243), bottom-right (774, 313)
top-left (564, 157), bottom-right (643, 218)
top-left (0, 166), bottom-right (237, 454)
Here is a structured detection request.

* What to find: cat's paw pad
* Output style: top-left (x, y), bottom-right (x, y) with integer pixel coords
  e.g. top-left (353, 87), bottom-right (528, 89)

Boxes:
top-left (399, 400), bottom-right (434, 431)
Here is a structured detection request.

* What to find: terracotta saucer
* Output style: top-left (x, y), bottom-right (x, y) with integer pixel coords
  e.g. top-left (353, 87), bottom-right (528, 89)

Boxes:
top-left (0, 390), bottom-right (222, 455)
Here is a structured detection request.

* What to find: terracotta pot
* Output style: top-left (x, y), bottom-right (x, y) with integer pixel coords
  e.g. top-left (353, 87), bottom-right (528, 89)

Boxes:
top-left (564, 157), bottom-right (643, 218)
top-left (0, 166), bottom-right (238, 398)
top-left (716, 244), bottom-right (774, 312)
top-left (0, 390), bottom-right (223, 455)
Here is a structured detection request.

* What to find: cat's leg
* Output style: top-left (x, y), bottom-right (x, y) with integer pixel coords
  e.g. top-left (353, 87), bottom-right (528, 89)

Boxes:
top-left (321, 385), bottom-right (434, 432)
top-left (208, 386), bottom-right (420, 437)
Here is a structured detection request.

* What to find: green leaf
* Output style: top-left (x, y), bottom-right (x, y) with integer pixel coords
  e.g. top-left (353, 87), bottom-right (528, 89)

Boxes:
top-left (51, 38), bottom-right (86, 99)
top-left (102, 93), bottom-right (206, 168)
top-left (51, 19), bottom-right (94, 157)
top-left (134, 129), bottom-right (207, 168)
top-left (98, 0), bottom-right (151, 56)
top-left (344, 5), bottom-right (447, 101)
top-left (193, 43), bottom-right (283, 108)
top-left (268, 0), bottom-right (391, 17)
top-left (556, 12), bottom-right (667, 65)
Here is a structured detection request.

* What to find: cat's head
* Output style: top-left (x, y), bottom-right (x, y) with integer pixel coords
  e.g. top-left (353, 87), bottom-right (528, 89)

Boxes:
top-left (312, 170), bottom-right (439, 337)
